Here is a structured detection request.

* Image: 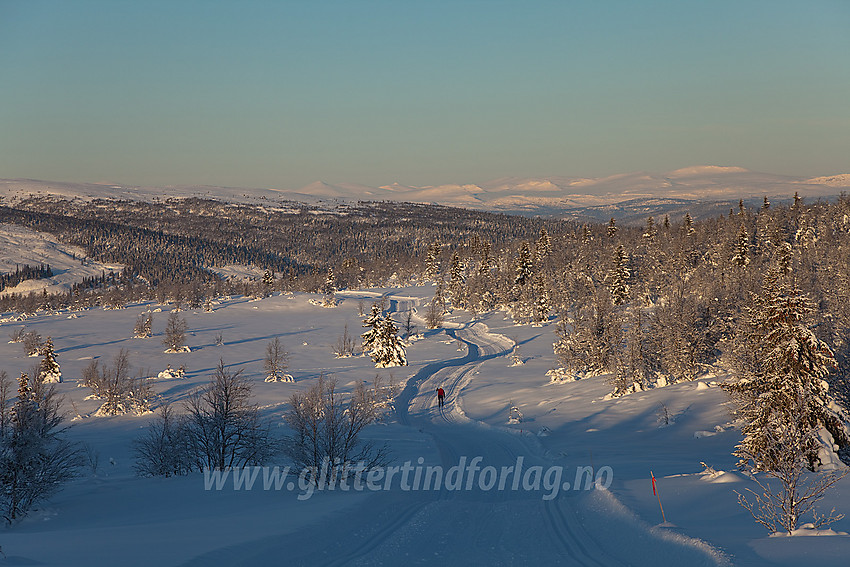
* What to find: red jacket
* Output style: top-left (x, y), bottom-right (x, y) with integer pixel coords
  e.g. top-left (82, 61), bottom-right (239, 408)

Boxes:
top-left (437, 388), bottom-right (445, 398)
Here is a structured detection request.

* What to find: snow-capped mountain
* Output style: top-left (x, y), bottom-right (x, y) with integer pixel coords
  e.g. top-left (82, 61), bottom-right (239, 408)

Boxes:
top-left (2, 166), bottom-right (848, 221)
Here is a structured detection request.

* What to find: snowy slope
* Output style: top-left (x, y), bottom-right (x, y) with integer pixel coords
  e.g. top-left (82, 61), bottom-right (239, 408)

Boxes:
top-left (3, 165), bottom-right (848, 218)
top-left (0, 178), bottom-right (335, 208)
top-left (0, 286), bottom-right (847, 565)
top-left (0, 223), bottom-right (123, 296)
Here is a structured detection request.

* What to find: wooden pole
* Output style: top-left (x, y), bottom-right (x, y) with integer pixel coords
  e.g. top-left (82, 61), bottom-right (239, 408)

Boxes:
top-left (651, 471), bottom-right (666, 523)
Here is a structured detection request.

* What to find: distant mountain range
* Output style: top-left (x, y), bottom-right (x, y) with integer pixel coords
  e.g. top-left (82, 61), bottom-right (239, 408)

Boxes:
top-left (2, 166), bottom-right (848, 224)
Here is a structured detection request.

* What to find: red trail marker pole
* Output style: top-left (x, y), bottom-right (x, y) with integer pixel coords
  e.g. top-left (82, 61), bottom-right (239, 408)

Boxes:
top-left (651, 471), bottom-right (666, 523)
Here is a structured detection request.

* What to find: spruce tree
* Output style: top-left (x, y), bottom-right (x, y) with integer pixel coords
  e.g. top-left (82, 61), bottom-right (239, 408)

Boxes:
top-left (448, 253), bottom-right (465, 308)
top-left (532, 272), bottom-right (549, 325)
top-left (361, 303), bottom-right (383, 355)
top-left (776, 241), bottom-right (793, 275)
top-left (321, 268), bottom-right (337, 307)
top-left (725, 275), bottom-right (848, 471)
top-left (535, 227), bottom-right (551, 266)
top-left (514, 241), bottom-right (533, 288)
top-left (642, 216), bottom-right (657, 243)
top-left (369, 316), bottom-right (407, 368)
top-left (262, 269), bottom-right (275, 289)
top-left (683, 212), bottom-right (695, 237)
top-left (478, 240), bottom-right (494, 276)
top-left (37, 337), bottom-right (61, 384)
top-left (608, 245), bottom-right (630, 306)
top-left (732, 224), bottom-right (750, 267)
top-left (424, 242), bottom-right (441, 281)
top-left (726, 275), bottom-right (850, 534)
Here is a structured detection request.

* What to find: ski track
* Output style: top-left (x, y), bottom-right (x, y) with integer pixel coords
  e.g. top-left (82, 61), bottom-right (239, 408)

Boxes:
top-left (179, 315), bottom-right (721, 566)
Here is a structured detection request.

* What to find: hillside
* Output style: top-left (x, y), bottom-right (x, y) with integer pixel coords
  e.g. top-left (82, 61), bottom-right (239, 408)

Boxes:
top-left (0, 287), bottom-right (846, 565)
top-left (3, 165), bottom-right (848, 222)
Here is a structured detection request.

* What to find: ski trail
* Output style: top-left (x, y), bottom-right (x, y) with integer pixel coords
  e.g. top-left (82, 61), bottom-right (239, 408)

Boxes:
top-left (322, 498), bottom-right (433, 567)
top-left (179, 318), bottom-right (726, 566)
top-left (416, 323), bottom-right (629, 567)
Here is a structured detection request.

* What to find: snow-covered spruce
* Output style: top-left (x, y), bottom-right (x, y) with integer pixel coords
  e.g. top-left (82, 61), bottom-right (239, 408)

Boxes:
top-left (37, 336), bottom-right (61, 383)
top-left (368, 316), bottom-right (407, 368)
top-left (360, 302), bottom-right (383, 355)
top-left (607, 244), bottom-right (630, 306)
top-left (725, 274), bottom-right (850, 470)
top-left (320, 268), bottom-right (337, 307)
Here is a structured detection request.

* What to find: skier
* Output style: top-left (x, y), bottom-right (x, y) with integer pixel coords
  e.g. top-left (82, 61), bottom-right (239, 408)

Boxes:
top-left (436, 387), bottom-right (445, 408)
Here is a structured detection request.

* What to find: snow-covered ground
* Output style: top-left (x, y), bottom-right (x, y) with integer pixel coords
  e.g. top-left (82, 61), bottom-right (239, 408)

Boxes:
top-left (1, 285), bottom-right (848, 565)
top-left (0, 223), bottom-right (123, 296)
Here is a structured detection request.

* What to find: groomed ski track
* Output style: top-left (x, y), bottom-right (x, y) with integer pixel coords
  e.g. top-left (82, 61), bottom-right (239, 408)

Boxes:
top-left (180, 314), bottom-right (726, 566)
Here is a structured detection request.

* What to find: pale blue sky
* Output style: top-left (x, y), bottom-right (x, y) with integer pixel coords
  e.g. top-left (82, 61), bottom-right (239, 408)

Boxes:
top-left (1, 0), bottom-right (848, 190)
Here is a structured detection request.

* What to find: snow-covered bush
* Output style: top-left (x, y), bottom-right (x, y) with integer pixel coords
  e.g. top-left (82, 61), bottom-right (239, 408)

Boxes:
top-left (7, 327), bottom-right (26, 344)
top-left (162, 312), bottom-right (189, 353)
top-left (332, 323), bottom-right (356, 358)
top-left (132, 403), bottom-right (193, 478)
top-left (156, 365), bottom-right (185, 380)
top-left (184, 360), bottom-right (279, 471)
top-left (264, 337), bottom-right (293, 382)
top-left (21, 330), bottom-right (42, 357)
top-left (81, 350), bottom-right (153, 416)
top-left (0, 372), bottom-right (80, 523)
top-left (283, 374), bottom-right (389, 483)
top-left (133, 312), bottom-right (153, 338)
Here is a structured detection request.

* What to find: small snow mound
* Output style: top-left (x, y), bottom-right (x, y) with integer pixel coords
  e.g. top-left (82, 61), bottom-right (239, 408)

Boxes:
top-left (696, 381), bottom-right (710, 390)
top-left (772, 524), bottom-right (849, 537)
top-left (698, 462), bottom-right (741, 483)
top-left (695, 425), bottom-right (727, 439)
top-left (163, 346), bottom-right (191, 354)
top-left (156, 366), bottom-right (185, 380)
top-left (265, 373), bottom-right (294, 383)
top-left (547, 367), bottom-right (578, 383)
